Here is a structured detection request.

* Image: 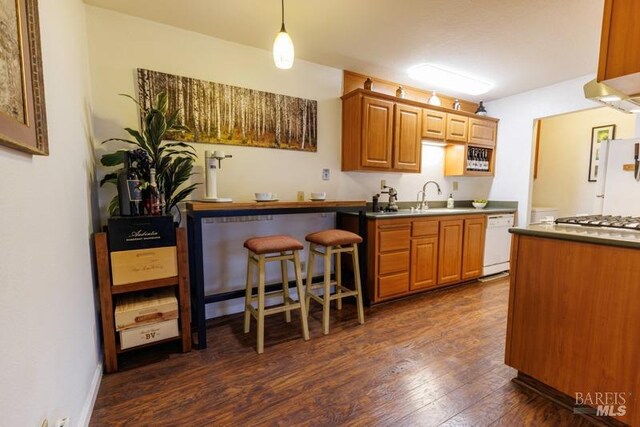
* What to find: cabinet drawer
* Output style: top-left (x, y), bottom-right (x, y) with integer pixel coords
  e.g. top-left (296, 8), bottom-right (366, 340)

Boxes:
top-left (379, 228), bottom-right (410, 252)
top-left (379, 251), bottom-right (410, 275)
top-left (412, 220), bottom-right (439, 237)
top-left (378, 272), bottom-right (410, 298)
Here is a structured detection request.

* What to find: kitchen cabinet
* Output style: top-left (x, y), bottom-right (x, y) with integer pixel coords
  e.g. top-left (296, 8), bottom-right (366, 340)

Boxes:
top-left (597, 0), bottom-right (640, 96)
top-left (445, 113), bottom-right (469, 143)
top-left (468, 118), bottom-right (497, 147)
top-left (393, 104), bottom-right (422, 172)
top-left (361, 96), bottom-right (394, 169)
top-left (438, 219), bottom-right (464, 285)
top-left (357, 214), bottom-right (488, 303)
top-left (341, 91), bottom-right (421, 173)
top-left (421, 108), bottom-right (446, 140)
top-left (461, 217), bottom-right (486, 280)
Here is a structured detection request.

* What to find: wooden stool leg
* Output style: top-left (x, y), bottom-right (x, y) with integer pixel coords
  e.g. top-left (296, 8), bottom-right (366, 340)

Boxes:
top-left (322, 247), bottom-right (332, 335)
top-left (305, 245), bottom-right (315, 316)
top-left (335, 246), bottom-right (342, 310)
top-left (293, 250), bottom-right (310, 341)
top-left (352, 243), bottom-right (365, 325)
top-left (257, 255), bottom-right (266, 354)
top-left (244, 254), bottom-right (254, 334)
top-left (281, 252), bottom-right (291, 323)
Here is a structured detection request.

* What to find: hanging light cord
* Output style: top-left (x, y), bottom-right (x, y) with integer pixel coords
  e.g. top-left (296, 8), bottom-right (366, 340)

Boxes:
top-left (280, 0), bottom-right (286, 32)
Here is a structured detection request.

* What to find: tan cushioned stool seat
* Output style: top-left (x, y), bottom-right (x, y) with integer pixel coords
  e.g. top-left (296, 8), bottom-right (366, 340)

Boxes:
top-left (305, 229), bottom-right (363, 247)
top-left (244, 235), bottom-right (304, 255)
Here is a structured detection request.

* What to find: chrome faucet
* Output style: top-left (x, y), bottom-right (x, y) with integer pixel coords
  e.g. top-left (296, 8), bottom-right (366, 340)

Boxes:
top-left (416, 181), bottom-right (442, 210)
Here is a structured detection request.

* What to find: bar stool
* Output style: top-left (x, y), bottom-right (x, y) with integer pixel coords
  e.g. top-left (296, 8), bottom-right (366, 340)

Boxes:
top-left (304, 229), bottom-right (365, 335)
top-left (243, 235), bottom-right (310, 354)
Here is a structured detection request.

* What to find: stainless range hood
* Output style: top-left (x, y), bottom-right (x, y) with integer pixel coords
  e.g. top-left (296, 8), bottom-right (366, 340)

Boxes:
top-left (584, 79), bottom-right (640, 113)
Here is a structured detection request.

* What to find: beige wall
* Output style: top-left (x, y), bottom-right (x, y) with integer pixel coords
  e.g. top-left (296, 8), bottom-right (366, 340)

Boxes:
top-left (0, 0), bottom-right (101, 425)
top-left (532, 107), bottom-right (636, 217)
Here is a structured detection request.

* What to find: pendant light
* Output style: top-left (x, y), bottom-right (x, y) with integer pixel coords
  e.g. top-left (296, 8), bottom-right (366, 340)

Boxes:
top-left (273, 0), bottom-right (294, 69)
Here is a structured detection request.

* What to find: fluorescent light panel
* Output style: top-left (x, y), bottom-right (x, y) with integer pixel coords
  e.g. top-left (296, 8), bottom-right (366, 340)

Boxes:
top-left (600, 95), bottom-right (621, 102)
top-left (408, 64), bottom-right (492, 96)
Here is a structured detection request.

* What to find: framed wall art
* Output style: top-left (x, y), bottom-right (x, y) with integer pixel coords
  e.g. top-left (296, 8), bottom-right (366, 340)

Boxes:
top-left (0, 0), bottom-right (48, 155)
top-left (588, 124), bottom-right (615, 182)
top-left (137, 68), bottom-right (317, 152)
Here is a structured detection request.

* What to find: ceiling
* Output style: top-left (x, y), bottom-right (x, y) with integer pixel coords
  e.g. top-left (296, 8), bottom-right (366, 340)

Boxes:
top-left (83, 0), bottom-right (605, 101)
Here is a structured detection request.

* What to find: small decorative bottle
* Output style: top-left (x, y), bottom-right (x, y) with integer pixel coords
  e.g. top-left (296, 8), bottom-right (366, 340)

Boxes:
top-left (364, 78), bottom-right (373, 91)
top-left (475, 101), bottom-right (487, 116)
top-left (452, 99), bottom-right (461, 111)
top-left (396, 86), bottom-right (406, 98)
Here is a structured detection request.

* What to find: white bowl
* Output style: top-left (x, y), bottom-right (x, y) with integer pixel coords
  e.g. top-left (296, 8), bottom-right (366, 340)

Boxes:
top-left (255, 192), bottom-right (273, 201)
top-left (310, 192), bottom-right (326, 200)
top-left (472, 202), bottom-right (487, 209)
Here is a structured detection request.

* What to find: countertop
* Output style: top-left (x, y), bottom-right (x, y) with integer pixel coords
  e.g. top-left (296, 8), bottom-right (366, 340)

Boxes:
top-left (186, 200), bottom-right (366, 212)
top-left (510, 223), bottom-right (640, 249)
top-left (361, 207), bottom-right (516, 219)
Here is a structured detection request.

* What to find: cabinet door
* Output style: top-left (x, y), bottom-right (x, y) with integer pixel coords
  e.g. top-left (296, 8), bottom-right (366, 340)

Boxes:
top-left (462, 217), bottom-right (486, 280)
top-left (468, 118), bottom-right (497, 147)
top-left (411, 237), bottom-right (438, 290)
top-left (422, 109), bottom-right (446, 140)
top-left (438, 219), bottom-right (463, 285)
top-left (393, 104), bottom-right (422, 172)
top-left (446, 114), bottom-right (468, 143)
top-left (361, 96), bottom-right (394, 169)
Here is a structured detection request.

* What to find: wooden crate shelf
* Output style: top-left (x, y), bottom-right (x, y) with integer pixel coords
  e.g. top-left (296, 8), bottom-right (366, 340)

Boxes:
top-left (94, 227), bottom-right (192, 373)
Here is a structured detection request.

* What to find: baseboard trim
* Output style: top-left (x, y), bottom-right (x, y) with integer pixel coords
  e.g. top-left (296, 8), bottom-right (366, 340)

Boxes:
top-left (78, 361), bottom-right (102, 427)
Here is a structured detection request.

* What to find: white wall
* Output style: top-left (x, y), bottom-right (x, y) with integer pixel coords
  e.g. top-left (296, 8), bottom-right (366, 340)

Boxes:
top-left (486, 74), bottom-right (598, 224)
top-left (85, 7), bottom-right (491, 317)
top-left (532, 107), bottom-right (636, 217)
top-left (0, 1), bottom-right (101, 426)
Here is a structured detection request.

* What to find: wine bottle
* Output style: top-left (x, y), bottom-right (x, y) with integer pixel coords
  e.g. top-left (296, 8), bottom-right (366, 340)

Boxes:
top-left (117, 151), bottom-right (142, 216)
top-left (146, 168), bottom-right (161, 215)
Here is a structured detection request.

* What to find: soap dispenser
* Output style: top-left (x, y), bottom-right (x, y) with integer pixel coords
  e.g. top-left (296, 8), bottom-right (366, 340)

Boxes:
top-left (447, 193), bottom-right (455, 209)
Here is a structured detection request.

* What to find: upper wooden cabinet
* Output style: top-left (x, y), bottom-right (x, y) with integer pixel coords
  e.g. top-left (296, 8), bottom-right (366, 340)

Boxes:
top-left (445, 114), bottom-right (469, 143)
top-left (393, 104), bottom-right (422, 171)
top-left (342, 91), bottom-right (421, 173)
top-left (597, 0), bottom-right (640, 95)
top-left (468, 118), bottom-right (497, 147)
top-left (421, 109), bottom-right (446, 140)
top-left (361, 96), bottom-right (394, 169)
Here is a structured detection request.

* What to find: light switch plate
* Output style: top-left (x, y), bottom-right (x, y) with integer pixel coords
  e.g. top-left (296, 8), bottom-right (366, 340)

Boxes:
top-left (322, 169), bottom-right (330, 180)
top-left (453, 181), bottom-right (459, 191)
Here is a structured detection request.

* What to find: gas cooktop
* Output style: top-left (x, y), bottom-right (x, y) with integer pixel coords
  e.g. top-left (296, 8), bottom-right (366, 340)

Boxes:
top-left (555, 215), bottom-right (640, 230)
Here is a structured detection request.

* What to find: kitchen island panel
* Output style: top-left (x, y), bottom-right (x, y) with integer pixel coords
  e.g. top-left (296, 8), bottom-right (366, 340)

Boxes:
top-left (506, 234), bottom-right (640, 425)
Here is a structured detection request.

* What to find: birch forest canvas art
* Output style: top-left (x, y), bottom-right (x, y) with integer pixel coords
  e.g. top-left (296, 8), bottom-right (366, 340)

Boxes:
top-left (137, 69), bottom-right (318, 152)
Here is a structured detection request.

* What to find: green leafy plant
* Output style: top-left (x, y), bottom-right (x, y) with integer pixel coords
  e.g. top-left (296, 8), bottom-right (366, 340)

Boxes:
top-left (99, 92), bottom-right (199, 216)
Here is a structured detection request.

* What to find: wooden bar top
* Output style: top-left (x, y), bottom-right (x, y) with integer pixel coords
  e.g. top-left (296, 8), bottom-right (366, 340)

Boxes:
top-left (186, 200), bottom-right (367, 212)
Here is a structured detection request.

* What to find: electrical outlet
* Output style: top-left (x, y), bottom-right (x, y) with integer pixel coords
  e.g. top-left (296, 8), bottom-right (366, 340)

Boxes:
top-left (381, 179), bottom-right (386, 189)
top-left (453, 181), bottom-right (459, 191)
top-left (322, 168), bottom-right (330, 180)
top-left (54, 417), bottom-right (69, 427)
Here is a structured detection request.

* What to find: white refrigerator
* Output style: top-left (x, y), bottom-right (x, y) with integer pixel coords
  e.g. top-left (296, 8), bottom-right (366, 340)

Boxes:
top-left (595, 138), bottom-right (640, 216)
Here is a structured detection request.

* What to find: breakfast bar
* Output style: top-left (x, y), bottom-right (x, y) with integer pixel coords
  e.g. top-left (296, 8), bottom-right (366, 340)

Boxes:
top-left (186, 200), bottom-right (367, 348)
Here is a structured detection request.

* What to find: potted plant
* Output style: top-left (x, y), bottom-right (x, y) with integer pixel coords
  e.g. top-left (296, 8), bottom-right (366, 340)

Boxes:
top-left (99, 92), bottom-right (199, 217)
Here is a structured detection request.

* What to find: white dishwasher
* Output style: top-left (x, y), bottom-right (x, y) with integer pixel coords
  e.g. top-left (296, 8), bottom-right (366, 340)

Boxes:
top-left (483, 214), bottom-right (515, 277)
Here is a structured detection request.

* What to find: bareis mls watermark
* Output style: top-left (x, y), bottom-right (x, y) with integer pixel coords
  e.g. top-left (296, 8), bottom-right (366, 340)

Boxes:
top-left (574, 392), bottom-right (629, 417)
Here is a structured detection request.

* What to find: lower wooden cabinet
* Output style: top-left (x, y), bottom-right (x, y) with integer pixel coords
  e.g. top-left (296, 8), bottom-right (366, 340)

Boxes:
top-left (462, 217), bottom-right (486, 280)
top-left (437, 219), bottom-right (464, 285)
top-left (410, 237), bottom-right (438, 290)
top-left (359, 214), bottom-right (488, 303)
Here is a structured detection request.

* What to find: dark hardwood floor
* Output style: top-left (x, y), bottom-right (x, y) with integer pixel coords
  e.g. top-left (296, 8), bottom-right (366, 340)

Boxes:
top-left (90, 278), bottom-right (592, 426)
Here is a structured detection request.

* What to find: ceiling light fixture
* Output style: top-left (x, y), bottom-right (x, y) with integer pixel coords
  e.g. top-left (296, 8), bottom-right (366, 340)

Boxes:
top-left (273, 0), bottom-right (294, 69)
top-left (408, 64), bottom-right (492, 96)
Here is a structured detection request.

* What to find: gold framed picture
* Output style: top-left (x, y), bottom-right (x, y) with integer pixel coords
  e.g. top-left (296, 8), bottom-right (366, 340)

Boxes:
top-left (0, 0), bottom-right (48, 155)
